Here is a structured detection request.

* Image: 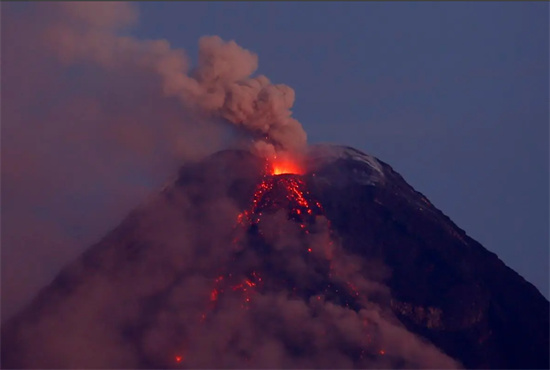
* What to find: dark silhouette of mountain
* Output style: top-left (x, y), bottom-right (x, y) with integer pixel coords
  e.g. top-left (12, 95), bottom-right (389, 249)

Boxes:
top-left (305, 145), bottom-right (550, 369)
top-left (2, 145), bottom-right (548, 369)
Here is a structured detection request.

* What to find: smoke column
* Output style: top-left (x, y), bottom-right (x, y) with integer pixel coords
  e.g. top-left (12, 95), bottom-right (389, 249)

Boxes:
top-left (43, 2), bottom-right (307, 156)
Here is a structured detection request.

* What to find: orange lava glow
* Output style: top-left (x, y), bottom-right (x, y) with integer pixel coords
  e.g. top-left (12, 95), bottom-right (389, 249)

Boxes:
top-left (270, 156), bottom-right (303, 175)
top-left (168, 160), bottom-right (385, 364)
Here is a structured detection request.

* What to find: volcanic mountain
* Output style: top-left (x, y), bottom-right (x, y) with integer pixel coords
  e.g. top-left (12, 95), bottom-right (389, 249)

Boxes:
top-left (2, 144), bottom-right (548, 369)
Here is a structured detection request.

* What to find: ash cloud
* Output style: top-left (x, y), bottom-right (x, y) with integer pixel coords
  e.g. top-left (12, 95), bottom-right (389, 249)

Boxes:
top-left (41, 2), bottom-right (307, 156)
top-left (2, 2), bottom-right (459, 369)
top-left (2, 1), bottom-right (303, 319)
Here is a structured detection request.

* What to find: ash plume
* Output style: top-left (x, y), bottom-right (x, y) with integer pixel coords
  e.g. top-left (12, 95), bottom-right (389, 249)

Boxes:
top-left (42, 2), bottom-right (307, 156)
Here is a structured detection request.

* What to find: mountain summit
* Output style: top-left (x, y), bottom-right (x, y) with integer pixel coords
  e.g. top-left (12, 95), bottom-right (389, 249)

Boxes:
top-left (2, 144), bottom-right (548, 369)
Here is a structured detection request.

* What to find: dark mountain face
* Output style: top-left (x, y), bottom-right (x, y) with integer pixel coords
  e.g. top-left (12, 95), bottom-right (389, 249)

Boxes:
top-left (2, 145), bottom-right (548, 369)
top-left (304, 147), bottom-right (550, 369)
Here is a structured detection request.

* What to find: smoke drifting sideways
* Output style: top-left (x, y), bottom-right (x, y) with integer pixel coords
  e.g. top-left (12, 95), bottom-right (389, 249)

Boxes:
top-left (2, 1), bottom-right (305, 320)
top-left (41, 2), bottom-right (307, 157)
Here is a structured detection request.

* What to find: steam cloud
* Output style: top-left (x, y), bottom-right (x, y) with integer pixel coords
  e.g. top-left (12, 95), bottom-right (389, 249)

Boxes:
top-left (2, 2), bottom-right (460, 369)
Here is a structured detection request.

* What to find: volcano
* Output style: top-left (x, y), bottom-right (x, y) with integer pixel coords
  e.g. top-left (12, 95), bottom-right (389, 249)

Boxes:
top-left (2, 144), bottom-right (548, 369)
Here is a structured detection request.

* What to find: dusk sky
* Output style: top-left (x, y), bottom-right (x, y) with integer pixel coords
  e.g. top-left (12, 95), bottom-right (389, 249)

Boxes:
top-left (2, 1), bottom-right (548, 321)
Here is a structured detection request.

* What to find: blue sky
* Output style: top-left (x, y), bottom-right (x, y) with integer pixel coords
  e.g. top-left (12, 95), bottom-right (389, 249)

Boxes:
top-left (133, 1), bottom-right (549, 296)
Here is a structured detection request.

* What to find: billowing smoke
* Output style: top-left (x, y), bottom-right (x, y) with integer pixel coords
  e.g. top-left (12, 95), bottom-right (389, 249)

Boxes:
top-left (43, 2), bottom-right (307, 156)
top-left (2, 2), bottom-right (460, 369)
top-left (182, 36), bottom-right (307, 156)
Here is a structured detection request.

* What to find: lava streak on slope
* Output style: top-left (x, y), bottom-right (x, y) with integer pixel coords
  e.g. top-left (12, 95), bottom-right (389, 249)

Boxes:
top-left (236, 156), bottom-right (321, 227)
top-left (172, 155), bottom-right (391, 367)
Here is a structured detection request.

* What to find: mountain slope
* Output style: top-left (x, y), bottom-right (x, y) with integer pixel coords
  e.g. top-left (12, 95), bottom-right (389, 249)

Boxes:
top-left (2, 145), bottom-right (548, 369)
top-left (305, 145), bottom-right (549, 369)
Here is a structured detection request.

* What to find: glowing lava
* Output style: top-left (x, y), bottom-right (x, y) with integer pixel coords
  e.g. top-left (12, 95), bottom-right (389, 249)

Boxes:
top-left (270, 155), bottom-right (303, 175)
top-left (173, 153), bottom-right (382, 365)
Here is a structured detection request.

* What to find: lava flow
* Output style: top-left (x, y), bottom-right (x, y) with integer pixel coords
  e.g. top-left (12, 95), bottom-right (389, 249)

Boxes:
top-left (235, 155), bottom-right (321, 227)
top-left (205, 155), bottom-right (317, 312)
top-left (172, 153), bottom-right (387, 366)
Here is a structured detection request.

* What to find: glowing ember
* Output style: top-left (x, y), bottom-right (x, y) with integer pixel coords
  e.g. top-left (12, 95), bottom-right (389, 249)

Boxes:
top-left (210, 288), bottom-right (219, 302)
top-left (175, 355), bottom-right (183, 362)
